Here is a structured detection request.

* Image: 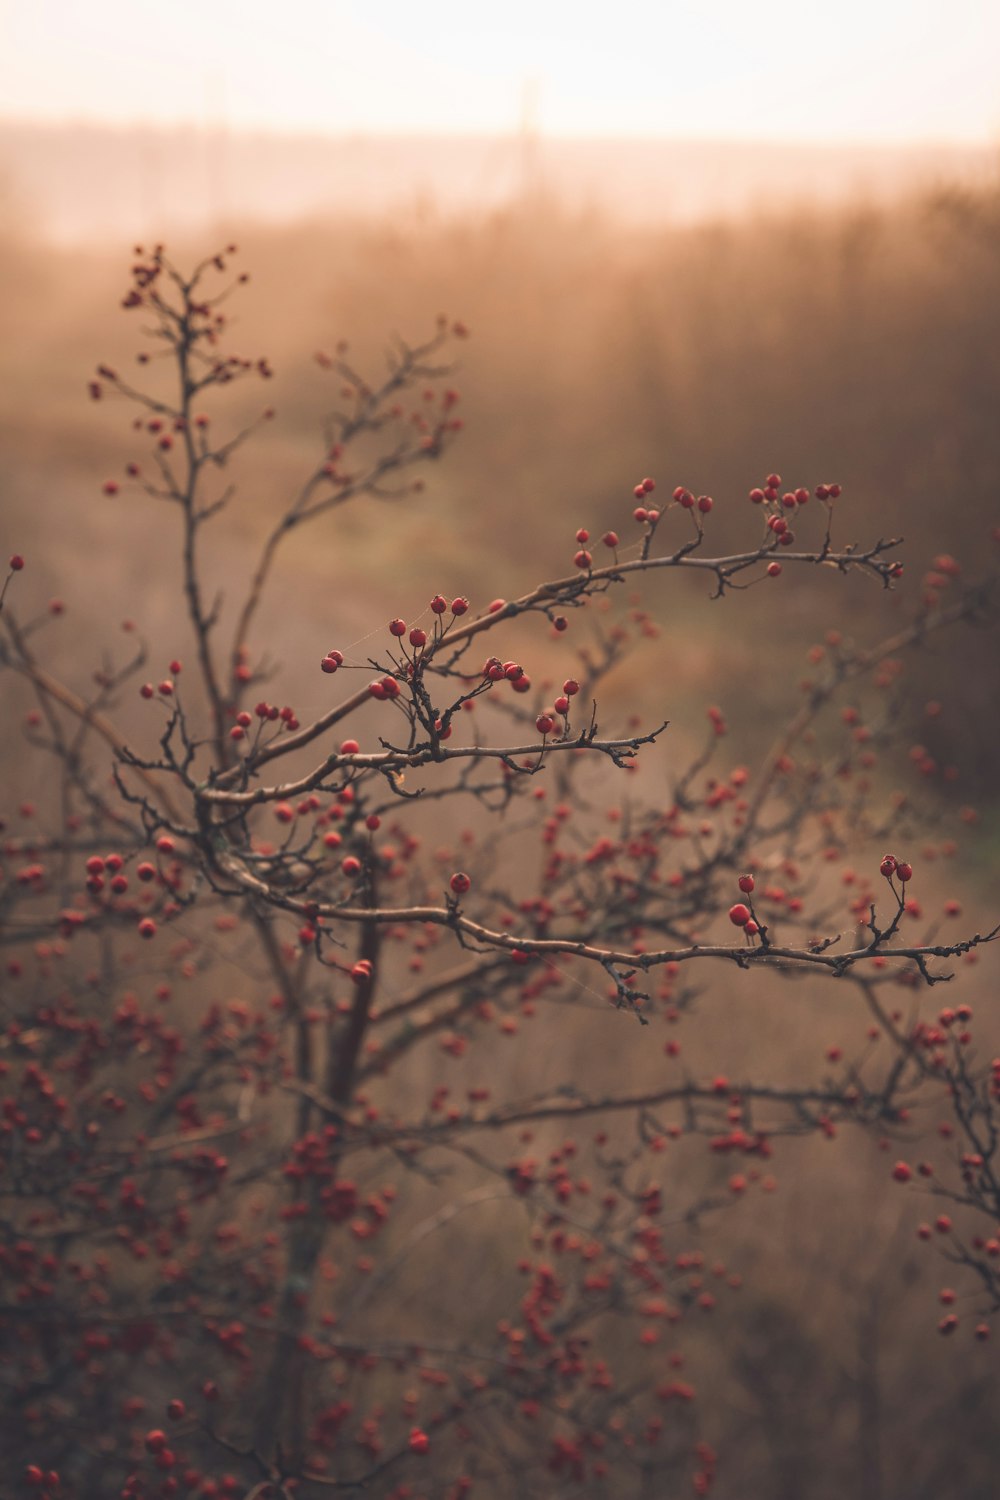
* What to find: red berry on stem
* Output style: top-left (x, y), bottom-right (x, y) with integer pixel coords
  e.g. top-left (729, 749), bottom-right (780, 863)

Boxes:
top-left (728, 904), bottom-right (751, 927)
top-left (450, 871), bottom-right (471, 894)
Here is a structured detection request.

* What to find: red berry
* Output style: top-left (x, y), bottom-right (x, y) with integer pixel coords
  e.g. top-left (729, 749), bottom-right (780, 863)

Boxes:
top-left (340, 739), bottom-right (360, 754)
top-left (766, 473), bottom-right (782, 488)
top-left (573, 549), bottom-right (592, 569)
top-left (553, 694), bottom-right (570, 714)
top-left (896, 862), bottom-right (913, 883)
top-left (892, 1161), bottom-right (912, 1183)
top-left (535, 713), bottom-right (556, 736)
top-left (728, 904), bottom-right (751, 927)
top-left (342, 856), bottom-right (362, 877)
top-left (9, 554), bottom-right (24, 571)
top-left (575, 528), bottom-right (590, 544)
top-left (766, 562), bottom-right (782, 577)
top-left (138, 918), bottom-right (157, 940)
top-left (145, 1430), bottom-right (168, 1454)
top-left (450, 871), bottom-right (471, 894)
top-left (409, 628), bottom-right (427, 648)
top-left (389, 618), bottom-right (406, 637)
top-left (563, 679), bottom-right (580, 696)
top-left (166, 1400), bottom-right (186, 1421)
top-left (749, 488), bottom-right (765, 504)
top-left (880, 855), bottom-right (897, 878)
top-left (430, 593), bottom-right (447, 613)
top-left (602, 530), bottom-right (619, 548)
top-left (738, 873), bottom-right (755, 894)
top-left (697, 495), bottom-right (713, 514)
top-left (409, 1428), bottom-right (429, 1455)
top-left (450, 597), bottom-right (469, 615)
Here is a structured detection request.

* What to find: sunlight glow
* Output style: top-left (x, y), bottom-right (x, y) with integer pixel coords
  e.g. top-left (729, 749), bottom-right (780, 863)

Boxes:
top-left (1, 0), bottom-right (997, 144)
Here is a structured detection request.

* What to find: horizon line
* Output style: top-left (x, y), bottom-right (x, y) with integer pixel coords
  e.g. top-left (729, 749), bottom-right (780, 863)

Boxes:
top-left (1, 114), bottom-right (998, 156)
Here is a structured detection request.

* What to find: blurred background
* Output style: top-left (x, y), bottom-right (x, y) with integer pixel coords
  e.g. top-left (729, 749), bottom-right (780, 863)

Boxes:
top-left (2, 2), bottom-right (1000, 1494)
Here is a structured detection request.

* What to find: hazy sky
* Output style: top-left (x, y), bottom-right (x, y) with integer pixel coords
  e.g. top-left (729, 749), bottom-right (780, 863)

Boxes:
top-left (1, 0), bottom-right (997, 143)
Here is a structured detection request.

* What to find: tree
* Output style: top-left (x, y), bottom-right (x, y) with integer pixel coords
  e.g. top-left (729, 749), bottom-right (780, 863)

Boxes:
top-left (1, 245), bottom-right (997, 1500)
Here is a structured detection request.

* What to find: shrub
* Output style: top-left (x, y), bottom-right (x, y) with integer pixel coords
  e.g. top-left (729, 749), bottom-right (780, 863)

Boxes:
top-left (1, 246), bottom-right (997, 1499)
